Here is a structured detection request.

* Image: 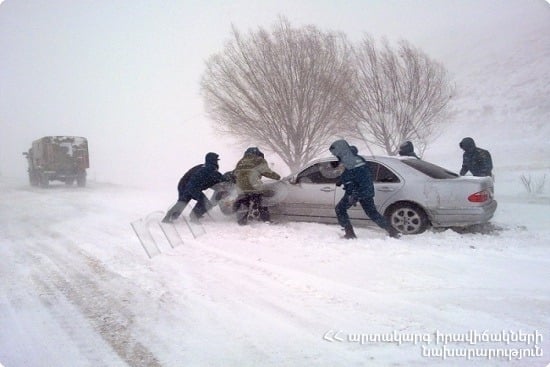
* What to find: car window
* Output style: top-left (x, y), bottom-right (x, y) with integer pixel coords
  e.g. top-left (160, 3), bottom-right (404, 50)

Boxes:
top-left (365, 161), bottom-right (401, 183)
top-left (297, 161), bottom-right (343, 184)
top-left (401, 159), bottom-right (459, 179)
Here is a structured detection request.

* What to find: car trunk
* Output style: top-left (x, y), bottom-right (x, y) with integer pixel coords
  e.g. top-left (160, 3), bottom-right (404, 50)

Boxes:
top-left (424, 176), bottom-right (497, 227)
top-left (425, 176), bottom-right (494, 208)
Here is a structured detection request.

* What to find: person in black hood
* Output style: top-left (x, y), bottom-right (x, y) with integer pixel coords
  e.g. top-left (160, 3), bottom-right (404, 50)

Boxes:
top-left (329, 139), bottom-right (400, 239)
top-left (459, 137), bottom-right (493, 177)
top-left (398, 141), bottom-right (420, 159)
top-left (162, 152), bottom-right (225, 223)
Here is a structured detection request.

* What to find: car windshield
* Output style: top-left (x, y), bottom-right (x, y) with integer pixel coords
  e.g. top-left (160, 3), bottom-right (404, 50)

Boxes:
top-left (401, 159), bottom-right (459, 179)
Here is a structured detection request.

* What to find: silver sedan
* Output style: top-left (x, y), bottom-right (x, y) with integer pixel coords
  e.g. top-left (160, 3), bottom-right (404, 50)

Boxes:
top-left (218, 156), bottom-right (497, 235)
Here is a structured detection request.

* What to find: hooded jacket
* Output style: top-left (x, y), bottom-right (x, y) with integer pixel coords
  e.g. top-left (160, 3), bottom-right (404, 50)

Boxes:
top-left (459, 138), bottom-right (493, 177)
top-left (177, 164), bottom-right (203, 194)
top-left (181, 152), bottom-right (224, 199)
top-left (234, 151), bottom-right (280, 193)
top-left (329, 139), bottom-right (374, 198)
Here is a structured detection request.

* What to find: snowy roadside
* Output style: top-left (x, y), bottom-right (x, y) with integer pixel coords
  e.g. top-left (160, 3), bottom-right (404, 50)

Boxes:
top-left (1, 177), bottom-right (549, 367)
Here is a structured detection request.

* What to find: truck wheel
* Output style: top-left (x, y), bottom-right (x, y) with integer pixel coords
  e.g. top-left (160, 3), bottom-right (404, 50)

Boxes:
top-left (29, 172), bottom-right (39, 186)
top-left (65, 179), bottom-right (74, 186)
top-left (77, 174), bottom-right (86, 187)
top-left (39, 173), bottom-right (49, 187)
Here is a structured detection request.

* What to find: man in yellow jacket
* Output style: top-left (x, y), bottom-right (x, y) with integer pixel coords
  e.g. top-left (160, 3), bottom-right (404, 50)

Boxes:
top-left (233, 147), bottom-right (281, 225)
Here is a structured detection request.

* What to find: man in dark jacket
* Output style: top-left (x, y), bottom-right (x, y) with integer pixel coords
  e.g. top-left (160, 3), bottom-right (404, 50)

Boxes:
top-left (329, 139), bottom-right (399, 239)
top-left (459, 137), bottom-right (493, 177)
top-left (162, 152), bottom-right (225, 223)
top-left (233, 147), bottom-right (281, 225)
top-left (398, 141), bottom-right (420, 159)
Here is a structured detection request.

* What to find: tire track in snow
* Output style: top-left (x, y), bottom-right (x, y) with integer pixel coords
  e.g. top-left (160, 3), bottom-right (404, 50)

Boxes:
top-left (1, 184), bottom-right (167, 366)
top-left (1, 231), bottom-right (125, 366)
top-left (24, 242), bottom-right (163, 367)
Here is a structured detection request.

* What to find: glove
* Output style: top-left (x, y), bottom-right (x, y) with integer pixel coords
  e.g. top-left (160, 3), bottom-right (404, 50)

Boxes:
top-left (222, 171), bottom-right (236, 183)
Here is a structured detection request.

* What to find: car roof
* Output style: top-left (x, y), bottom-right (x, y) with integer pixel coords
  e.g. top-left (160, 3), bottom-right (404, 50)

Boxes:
top-left (301, 155), bottom-right (460, 179)
top-left (307, 155), bottom-right (408, 165)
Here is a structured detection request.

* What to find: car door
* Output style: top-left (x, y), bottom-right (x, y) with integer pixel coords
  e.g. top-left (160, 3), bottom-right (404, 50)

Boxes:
top-left (276, 161), bottom-right (343, 219)
top-left (335, 160), bottom-right (404, 220)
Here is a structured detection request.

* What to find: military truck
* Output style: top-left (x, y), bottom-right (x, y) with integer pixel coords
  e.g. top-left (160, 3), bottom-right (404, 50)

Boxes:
top-left (23, 136), bottom-right (89, 187)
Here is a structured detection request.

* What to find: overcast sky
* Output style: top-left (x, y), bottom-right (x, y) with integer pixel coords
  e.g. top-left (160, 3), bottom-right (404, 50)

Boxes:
top-left (1, 0), bottom-right (548, 188)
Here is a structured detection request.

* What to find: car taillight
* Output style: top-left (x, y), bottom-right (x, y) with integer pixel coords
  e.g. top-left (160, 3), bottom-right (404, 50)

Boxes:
top-left (468, 190), bottom-right (489, 203)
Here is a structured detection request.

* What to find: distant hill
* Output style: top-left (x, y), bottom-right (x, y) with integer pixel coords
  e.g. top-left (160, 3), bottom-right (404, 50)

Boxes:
top-left (423, 3), bottom-right (550, 170)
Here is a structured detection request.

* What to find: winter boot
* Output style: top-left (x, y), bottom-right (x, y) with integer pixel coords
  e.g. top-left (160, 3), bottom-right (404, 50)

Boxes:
top-left (162, 211), bottom-right (178, 223)
top-left (387, 226), bottom-right (401, 239)
top-left (343, 225), bottom-right (357, 239)
top-left (248, 203), bottom-right (260, 221)
top-left (189, 212), bottom-right (201, 224)
top-left (237, 211), bottom-right (248, 225)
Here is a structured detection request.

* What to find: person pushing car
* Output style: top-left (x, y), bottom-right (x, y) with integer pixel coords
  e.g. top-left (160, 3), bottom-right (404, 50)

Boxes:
top-left (162, 152), bottom-right (225, 223)
top-left (329, 139), bottom-right (400, 239)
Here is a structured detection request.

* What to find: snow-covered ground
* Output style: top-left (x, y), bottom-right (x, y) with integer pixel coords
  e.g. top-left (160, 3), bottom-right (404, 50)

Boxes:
top-left (1, 172), bottom-right (549, 367)
top-left (1, 1), bottom-right (549, 366)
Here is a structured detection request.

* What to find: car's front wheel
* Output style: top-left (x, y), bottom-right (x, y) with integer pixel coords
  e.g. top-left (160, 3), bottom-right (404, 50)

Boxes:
top-left (213, 189), bottom-right (237, 215)
top-left (386, 203), bottom-right (429, 235)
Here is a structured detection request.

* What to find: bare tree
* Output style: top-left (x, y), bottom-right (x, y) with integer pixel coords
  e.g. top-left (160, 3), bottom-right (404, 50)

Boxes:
top-left (201, 17), bottom-right (354, 171)
top-left (348, 36), bottom-right (454, 155)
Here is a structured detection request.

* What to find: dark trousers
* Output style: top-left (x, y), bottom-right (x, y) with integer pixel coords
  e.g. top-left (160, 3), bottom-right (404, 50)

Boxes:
top-left (162, 192), bottom-right (212, 223)
top-left (234, 193), bottom-right (270, 225)
top-left (335, 194), bottom-right (389, 230)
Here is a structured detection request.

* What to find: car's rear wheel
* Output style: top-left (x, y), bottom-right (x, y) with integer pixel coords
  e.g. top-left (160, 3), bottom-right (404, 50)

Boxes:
top-left (386, 203), bottom-right (429, 235)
